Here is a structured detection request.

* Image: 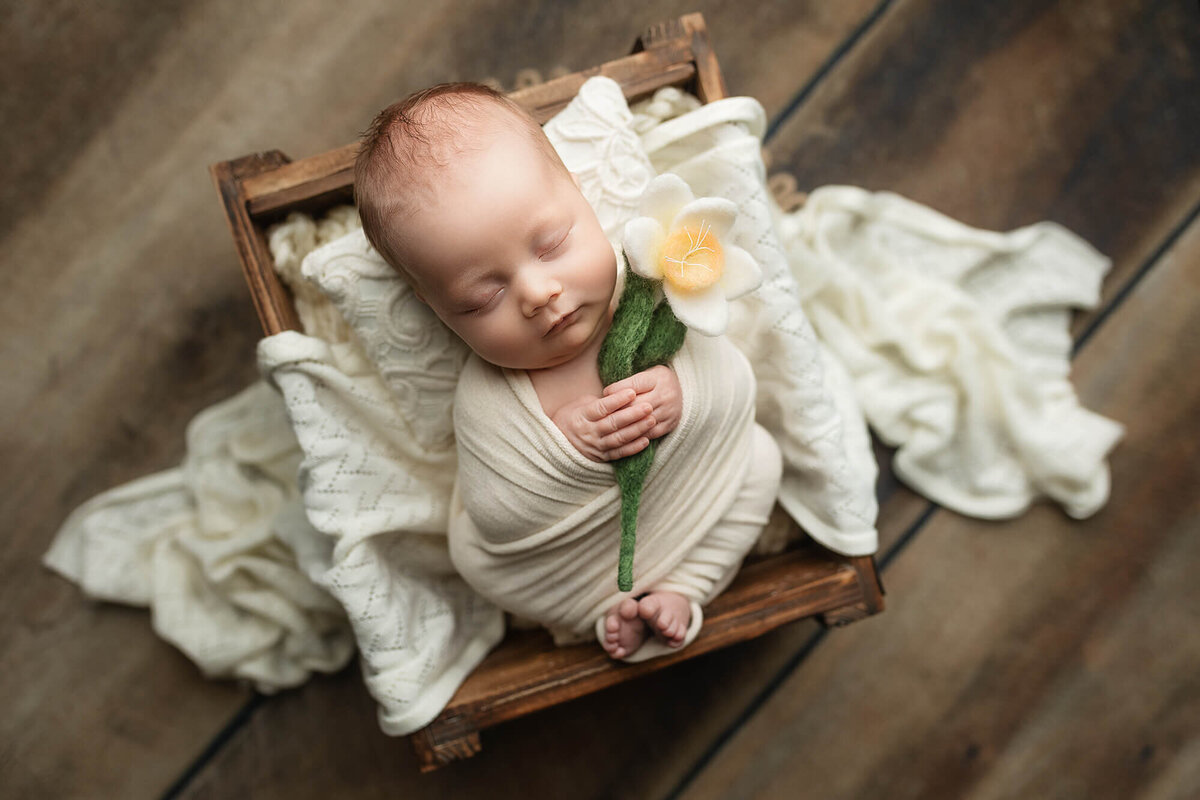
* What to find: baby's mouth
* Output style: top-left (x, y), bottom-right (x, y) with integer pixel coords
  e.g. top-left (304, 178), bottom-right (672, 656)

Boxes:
top-left (545, 308), bottom-right (578, 337)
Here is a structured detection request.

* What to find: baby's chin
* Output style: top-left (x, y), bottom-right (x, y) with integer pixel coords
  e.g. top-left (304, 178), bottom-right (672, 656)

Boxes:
top-left (485, 349), bottom-right (579, 371)
top-left (482, 338), bottom-right (592, 372)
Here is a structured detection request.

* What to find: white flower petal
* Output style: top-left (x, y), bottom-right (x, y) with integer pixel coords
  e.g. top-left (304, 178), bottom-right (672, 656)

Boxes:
top-left (622, 217), bottom-right (665, 280)
top-left (669, 197), bottom-right (738, 240)
top-left (640, 173), bottom-right (694, 222)
top-left (719, 245), bottom-right (762, 300)
top-left (663, 281), bottom-right (729, 336)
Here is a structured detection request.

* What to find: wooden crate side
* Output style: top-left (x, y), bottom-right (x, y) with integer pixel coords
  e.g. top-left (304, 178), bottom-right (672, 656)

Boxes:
top-left (238, 29), bottom-right (704, 218)
top-left (682, 12), bottom-right (729, 103)
top-left (410, 543), bottom-right (874, 770)
top-left (209, 151), bottom-right (302, 336)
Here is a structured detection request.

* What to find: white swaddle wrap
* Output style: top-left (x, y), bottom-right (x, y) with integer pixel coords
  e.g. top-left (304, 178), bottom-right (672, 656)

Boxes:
top-left (45, 76), bottom-right (1122, 737)
top-left (449, 333), bottom-right (775, 660)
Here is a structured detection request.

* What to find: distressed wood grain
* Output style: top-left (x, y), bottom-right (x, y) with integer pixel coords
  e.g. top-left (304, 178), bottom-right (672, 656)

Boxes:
top-left (764, 0), bottom-right (1200, 338)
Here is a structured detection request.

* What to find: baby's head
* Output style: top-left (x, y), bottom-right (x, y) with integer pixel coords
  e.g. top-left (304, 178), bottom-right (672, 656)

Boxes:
top-left (355, 83), bottom-right (618, 371)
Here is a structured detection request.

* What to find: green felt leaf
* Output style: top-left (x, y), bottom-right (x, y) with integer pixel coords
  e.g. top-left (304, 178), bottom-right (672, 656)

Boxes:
top-left (598, 254), bottom-right (688, 592)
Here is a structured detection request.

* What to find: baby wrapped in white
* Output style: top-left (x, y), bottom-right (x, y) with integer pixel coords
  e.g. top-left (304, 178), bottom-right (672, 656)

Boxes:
top-left (449, 331), bottom-right (782, 661)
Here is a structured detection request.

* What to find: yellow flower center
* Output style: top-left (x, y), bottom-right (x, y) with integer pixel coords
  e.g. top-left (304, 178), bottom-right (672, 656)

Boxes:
top-left (659, 221), bottom-right (724, 292)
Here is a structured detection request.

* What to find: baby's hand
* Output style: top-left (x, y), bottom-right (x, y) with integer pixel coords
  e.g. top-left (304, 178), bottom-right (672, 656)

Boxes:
top-left (603, 365), bottom-right (682, 441)
top-left (552, 389), bottom-right (657, 462)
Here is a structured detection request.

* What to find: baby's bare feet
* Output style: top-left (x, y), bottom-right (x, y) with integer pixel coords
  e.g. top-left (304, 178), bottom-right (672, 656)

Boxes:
top-left (602, 598), bottom-right (648, 659)
top-left (638, 591), bottom-right (692, 648)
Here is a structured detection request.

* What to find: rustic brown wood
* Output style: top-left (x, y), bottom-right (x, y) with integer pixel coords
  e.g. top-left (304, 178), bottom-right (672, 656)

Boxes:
top-left (210, 151), bottom-right (303, 335)
top-left (680, 12), bottom-right (728, 104)
top-left (678, 209), bottom-right (1200, 800)
top-left (633, 13), bottom-right (728, 104)
top-left (765, 0), bottom-right (1200, 338)
top-left (410, 716), bottom-right (483, 773)
top-left (0, 3), bottom-right (281, 794)
top-left (237, 38), bottom-right (702, 219)
top-left (818, 554), bottom-right (886, 628)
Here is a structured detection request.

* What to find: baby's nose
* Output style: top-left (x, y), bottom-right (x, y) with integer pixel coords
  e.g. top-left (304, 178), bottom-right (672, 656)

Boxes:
top-left (520, 274), bottom-right (563, 316)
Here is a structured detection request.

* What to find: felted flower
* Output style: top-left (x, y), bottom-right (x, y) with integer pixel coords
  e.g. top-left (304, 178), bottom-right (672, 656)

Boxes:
top-left (622, 173), bottom-right (762, 336)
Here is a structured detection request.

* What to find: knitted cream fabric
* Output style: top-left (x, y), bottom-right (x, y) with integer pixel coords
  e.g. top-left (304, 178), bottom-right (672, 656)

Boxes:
top-left (43, 382), bottom-right (355, 691)
top-left (779, 186), bottom-right (1123, 517)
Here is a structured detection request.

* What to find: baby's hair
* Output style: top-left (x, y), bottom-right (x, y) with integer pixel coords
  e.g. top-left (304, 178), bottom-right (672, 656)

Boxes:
top-left (354, 82), bottom-right (567, 284)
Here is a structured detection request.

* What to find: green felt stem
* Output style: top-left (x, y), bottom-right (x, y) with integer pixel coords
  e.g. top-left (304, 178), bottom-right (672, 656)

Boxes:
top-left (599, 258), bottom-right (689, 592)
top-left (615, 442), bottom-right (655, 591)
top-left (633, 300), bottom-right (688, 373)
top-left (598, 269), bottom-right (657, 387)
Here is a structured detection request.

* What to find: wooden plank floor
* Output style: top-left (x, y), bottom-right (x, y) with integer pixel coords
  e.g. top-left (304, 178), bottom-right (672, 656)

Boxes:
top-left (2, 1), bottom-right (1196, 798)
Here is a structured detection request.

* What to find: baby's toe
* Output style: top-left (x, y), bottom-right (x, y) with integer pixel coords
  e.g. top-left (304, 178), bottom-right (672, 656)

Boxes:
top-left (638, 595), bottom-right (662, 624)
top-left (619, 597), bottom-right (640, 621)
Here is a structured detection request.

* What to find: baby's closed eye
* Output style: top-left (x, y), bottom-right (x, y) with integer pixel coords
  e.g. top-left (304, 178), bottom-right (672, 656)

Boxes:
top-left (463, 289), bottom-right (502, 315)
top-left (539, 227), bottom-right (572, 259)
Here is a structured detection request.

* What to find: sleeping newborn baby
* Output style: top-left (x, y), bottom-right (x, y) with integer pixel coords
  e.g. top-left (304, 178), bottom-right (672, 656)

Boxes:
top-left (354, 82), bottom-right (782, 662)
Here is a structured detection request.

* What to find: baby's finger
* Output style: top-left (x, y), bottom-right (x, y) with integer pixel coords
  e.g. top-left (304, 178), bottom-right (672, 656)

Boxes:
top-left (600, 402), bottom-right (654, 434)
top-left (586, 389), bottom-right (637, 421)
top-left (603, 370), bottom-right (657, 398)
top-left (603, 436), bottom-right (650, 461)
top-left (598, 412), bottom-right (657, 449)
top-left (644, 419), bottom-right (674, 440)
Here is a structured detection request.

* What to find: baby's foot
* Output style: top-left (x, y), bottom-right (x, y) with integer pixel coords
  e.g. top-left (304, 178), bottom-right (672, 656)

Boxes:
top-left (638, 591), bottom-right (692, 648)
top-left (602, 598), bottom-right (648, 659)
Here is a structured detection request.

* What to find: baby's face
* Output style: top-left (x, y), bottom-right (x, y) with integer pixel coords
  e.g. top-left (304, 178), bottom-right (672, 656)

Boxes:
top-left (398, 126), bottom-right (618, 371)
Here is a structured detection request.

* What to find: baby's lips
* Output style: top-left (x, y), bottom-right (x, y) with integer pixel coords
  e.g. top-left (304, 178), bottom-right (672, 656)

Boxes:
top-left (543, 307), bottom-right (578, 337)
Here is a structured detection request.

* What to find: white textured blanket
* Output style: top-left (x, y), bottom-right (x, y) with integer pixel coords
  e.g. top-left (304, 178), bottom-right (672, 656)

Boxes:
top-left (44, 78), bottom-right (1122, 737)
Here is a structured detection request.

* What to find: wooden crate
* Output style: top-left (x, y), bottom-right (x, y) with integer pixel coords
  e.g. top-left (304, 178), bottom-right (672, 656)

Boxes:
top-left (210, 12), bottom-right (884, 773)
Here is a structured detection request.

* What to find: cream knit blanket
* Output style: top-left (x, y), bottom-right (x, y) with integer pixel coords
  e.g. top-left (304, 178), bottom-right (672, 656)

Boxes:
top-left (449, 333), bottom-right (770, 660)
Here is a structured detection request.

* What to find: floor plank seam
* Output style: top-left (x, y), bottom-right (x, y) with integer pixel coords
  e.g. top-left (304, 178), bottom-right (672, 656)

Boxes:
top-left (877, 501), bottom-right (940, 572)
top-left (159, 693), bottom-right (265, 800)
top-left (763, 0), bottom-right (897, 143)
top-left (662, 626), bottom-right (830, 800)
top-left (1073, 197), bottom-right (1200, 357)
